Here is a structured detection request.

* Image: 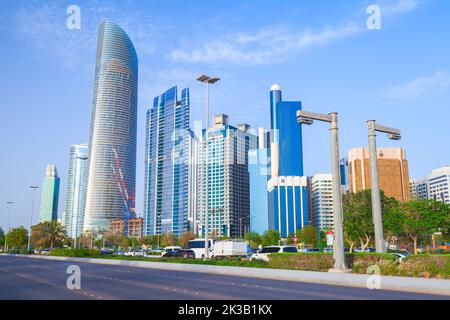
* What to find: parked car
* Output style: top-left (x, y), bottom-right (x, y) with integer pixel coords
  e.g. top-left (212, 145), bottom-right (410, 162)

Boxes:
top-left (100, 248), bottom-right (113, 255)
top-left (323, 247), bottom-right (333, 253)
top-left (163, 248), bottom-right (183, 258)
top-left (388, 250), bottom-right (410, 262)
top-left (161, 246), bottom-right (183, 257)
top-left (250, 246), bottom-right (298, 262)
top-left (115, 250), bottom-right (125, 256)
top-left (124, 248), bottom-right (146, 257)
top-left (173, 250), bottom-right (196, 259)
top-left (41, 249), bottom-right (51, 255)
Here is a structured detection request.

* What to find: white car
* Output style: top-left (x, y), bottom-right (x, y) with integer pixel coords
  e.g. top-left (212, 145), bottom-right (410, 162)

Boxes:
top-left (124, 248), bottom-right (146, 257)
top-left (390, 252), bottom-right (409, 262)
top-left (250, 246), bottom-right (298, 262)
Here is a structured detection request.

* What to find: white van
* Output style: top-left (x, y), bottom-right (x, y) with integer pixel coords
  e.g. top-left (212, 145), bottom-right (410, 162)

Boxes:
top-left (187, 239), bottom-right (213, 259)
top-left (187, 239), bottom-right (249, 259)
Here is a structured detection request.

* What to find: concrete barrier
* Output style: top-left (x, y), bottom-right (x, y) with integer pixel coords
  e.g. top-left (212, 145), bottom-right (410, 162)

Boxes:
top-left (6, 254), bottom-right (450, 296)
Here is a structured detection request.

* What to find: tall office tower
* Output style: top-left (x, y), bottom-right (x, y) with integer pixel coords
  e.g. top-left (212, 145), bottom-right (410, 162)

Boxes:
top-left (348, 147), bottom-right (410, 202)
top-left (310, 174), bottom-right (334, 231)
top-left (198, 114), bottom-right (257, 238)
top-left (84, 21), bottom-right (138, 232)
top-left (249, 128), bottom-right (271, 234)
top-left (144, 87), bottom-right (190, 237)
top-left (340, 158), bottom-right (350, 194)
top-left (40, 165), bottom-right (60, 222)
top-left (268, 84), bottom-right (309, 237)
top-left (411, 167), bottom-right (450, 204)
top-left (63, 144), bottom-right (88, 238)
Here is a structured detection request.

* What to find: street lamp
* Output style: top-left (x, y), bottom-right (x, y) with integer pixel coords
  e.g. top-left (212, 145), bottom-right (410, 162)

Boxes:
top-left (367, 120), bottom-right (402, 253)
top-left (3, 202), bottom-right (13, 253)
top-left (28, 186), bottom-right (39, 252)
top-left (297, 110), bottom-right (350, 273)
top-left (197, 74), bottom-right (220, 260)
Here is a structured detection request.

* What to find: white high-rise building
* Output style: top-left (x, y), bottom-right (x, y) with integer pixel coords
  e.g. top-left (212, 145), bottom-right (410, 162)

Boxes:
top-left (310, 174), bottom-right (334, 231)
top-left (411, 166), bottom-right (450, 204)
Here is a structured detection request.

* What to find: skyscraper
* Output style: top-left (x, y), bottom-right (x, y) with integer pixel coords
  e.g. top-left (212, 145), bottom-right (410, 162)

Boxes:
top-left (348, 147), bottom-right (410, 202)
top-left (268, 84), bottom-right (309, 237)
top-left (84, 21), bottom-right (138, 232)
top-left (63, 144), bottom-right (88, 238)
top-left (198, 114), bottom-right (257, 238)
top-left (144, 87), bottom-right (190, 237)
top-left (40, 165), bottom-right (60, 222)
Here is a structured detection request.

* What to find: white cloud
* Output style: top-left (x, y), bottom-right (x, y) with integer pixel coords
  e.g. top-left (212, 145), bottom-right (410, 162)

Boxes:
top-left (387, 72), bottom-right (450, 101)
top-left (170, 23), bottom-right (362, 66)
top-left (382, 0), bottom-right (418, 16)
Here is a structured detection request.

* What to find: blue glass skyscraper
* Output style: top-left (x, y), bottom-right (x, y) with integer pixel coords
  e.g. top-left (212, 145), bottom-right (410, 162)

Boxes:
top-left (40, 165), bottom-right (60, 222)
top-left (268, 84), bottom-right (308, 237)
top-left (144, 87), bottom-right (190, 237)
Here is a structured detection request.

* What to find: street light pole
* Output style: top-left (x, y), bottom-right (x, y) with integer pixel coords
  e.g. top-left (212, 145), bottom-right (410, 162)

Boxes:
top-left (4, 202), bottom-right (13, 253)
top-left (28, 186), bottom-right (39, 252)
top-left (197, 75), bottom-right (220, 260)
top-left (297, 110), bottom-right (350, 272)
top-left (367, 120), bottom-right (401, 253)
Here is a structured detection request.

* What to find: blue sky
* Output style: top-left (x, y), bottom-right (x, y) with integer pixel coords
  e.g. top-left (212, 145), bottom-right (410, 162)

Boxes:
top-left (1, 0), bottom-right (449, 230)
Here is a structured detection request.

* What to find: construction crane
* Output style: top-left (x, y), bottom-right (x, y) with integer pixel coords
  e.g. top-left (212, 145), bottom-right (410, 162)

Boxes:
top-left (111, 148), bottom-right (135, 237)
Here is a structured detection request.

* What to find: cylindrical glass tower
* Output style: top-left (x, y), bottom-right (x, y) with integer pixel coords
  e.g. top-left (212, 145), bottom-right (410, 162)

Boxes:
top-left (83, 21), bottom-right (138, 232)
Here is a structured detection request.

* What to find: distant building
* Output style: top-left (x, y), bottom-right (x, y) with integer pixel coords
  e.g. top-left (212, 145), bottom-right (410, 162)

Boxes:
top-left (310, 174), bottom-right (334, 231)
top-left (40, 165), bottom-right (60, 222)
top-left (63, 144), bottom-right (88, 238)
top-left (187, 130), bottom-right (199, 233)
top-left (347, 147), bottom-right (410, 202)
top-left (109, 218), bottom-right (143, 239)
top-left (410, 166), bottom-right (450, 204)
top-left (143, 87), bottom-right (190, 237)
top-left (198, 114), bottom-right (257, 238)
top-left (249, 128), bottom-right (271, 235)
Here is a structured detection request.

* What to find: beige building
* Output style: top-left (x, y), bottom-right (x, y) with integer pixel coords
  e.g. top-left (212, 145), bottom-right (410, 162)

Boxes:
top-left (348, 148), bottom-right (410, 202)
top-left (108, 218), bottom-right (144, 239)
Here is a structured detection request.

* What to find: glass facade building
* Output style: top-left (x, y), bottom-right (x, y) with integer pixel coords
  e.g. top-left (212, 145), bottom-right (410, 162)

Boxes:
top-left (268, 84), bottom-right (309, 237)
top-left (198, 115), bottom-right (257, 239)
top-left (63, 144), bottom-right (88, 238)
top-left (144, 87), bottom-right (190, 236)
top-left (84, 21), bottom-right (138, 232)
top-left (249, 128), bottom-right (271, 235)
top-left (40, 165), bottom-right (60, 222)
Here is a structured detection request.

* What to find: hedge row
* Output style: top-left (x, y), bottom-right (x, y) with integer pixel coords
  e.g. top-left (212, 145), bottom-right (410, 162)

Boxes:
top-left (50, 248), bottom-right (101, 257)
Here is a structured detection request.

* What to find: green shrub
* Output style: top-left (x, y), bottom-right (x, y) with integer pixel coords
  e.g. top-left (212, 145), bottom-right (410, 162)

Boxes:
top-left (51, 248), bottom-right (100, 257)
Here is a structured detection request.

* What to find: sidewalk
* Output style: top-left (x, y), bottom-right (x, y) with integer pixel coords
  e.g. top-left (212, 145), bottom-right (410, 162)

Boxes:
top-left (5, 254), bottom-right (450, 296)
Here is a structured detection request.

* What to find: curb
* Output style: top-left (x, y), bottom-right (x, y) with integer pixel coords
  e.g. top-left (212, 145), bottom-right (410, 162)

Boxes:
top-left (4, 254), bottom-right (450, 296)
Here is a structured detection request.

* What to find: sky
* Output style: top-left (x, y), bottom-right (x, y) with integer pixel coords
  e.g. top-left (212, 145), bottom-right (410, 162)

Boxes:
top-left (0, 0), bottom-right (449, 231)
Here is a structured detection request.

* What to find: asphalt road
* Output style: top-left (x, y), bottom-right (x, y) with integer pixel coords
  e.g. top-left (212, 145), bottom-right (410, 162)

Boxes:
top-left (0, 255), bottom-right (447, 300)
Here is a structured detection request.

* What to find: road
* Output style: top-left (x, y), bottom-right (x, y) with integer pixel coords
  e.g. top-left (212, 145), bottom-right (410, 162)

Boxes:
top-left (0, 255), bottom-right (447, 300)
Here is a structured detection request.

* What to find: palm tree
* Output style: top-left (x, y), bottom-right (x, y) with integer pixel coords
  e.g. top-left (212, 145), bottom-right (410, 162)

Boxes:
top-left (45, 221), bottom-right (67, 252)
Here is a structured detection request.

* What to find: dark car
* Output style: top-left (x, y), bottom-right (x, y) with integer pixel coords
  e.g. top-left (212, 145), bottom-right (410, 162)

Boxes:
top-left (174, 250), bottom-right (196, 259)
top-left (162, 248), bottom-right (183, 258)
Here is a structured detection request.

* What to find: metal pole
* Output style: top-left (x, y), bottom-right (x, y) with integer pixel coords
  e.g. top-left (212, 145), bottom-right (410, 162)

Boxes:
top-left (367, 120), bottom-right (386, 253)
top-left (329, 113), bottom-right (349, 272)
top-left (204, 81), bottom-right (210, 259)
top-left (28, 186), bottom-right (38, 252)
